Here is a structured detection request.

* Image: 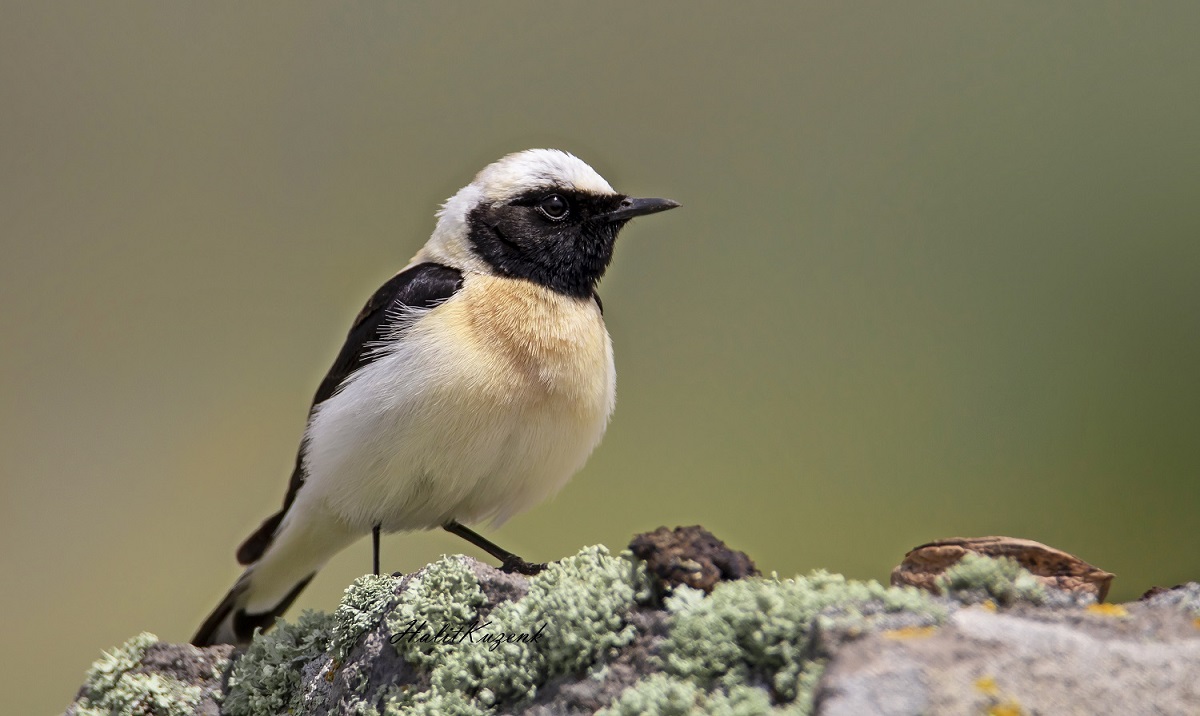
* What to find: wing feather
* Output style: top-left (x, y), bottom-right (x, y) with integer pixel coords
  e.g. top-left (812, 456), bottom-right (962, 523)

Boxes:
top-left (235, 262), bottom-right (464, 565)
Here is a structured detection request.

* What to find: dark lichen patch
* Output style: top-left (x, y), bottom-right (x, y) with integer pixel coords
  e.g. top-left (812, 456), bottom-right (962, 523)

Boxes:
top-left (630, 525), bottom-right (758, 600)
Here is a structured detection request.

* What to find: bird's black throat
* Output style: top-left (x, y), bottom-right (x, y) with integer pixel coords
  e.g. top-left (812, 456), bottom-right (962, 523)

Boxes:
top-left (466, 190), bottom-right (627, 300)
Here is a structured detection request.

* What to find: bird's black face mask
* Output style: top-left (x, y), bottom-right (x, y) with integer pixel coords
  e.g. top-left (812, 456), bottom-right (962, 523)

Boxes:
top-left (466, 189), bottom-right (630, 300)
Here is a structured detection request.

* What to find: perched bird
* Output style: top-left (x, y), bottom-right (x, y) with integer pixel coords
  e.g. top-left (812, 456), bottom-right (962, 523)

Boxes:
top-left (192, 149), bottom-right (678, 646)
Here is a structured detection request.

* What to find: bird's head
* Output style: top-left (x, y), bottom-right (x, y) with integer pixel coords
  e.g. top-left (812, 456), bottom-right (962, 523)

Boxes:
top-left (422, 149), bottom-right (678, 299)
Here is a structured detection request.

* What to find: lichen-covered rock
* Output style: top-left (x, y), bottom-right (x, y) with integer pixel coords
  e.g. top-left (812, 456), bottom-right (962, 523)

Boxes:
top-left (1140, 582), bottom-right (1200, 616)
top-left (599, 675), bottom-right (778, 716)
top-left (223, 610), bottom-right (334, 716)
top-left (65, 633), bottom-right (231, 716)
top-left (657, 571), bottom-right (945, 712)
top-left (61, 532), bottom-right (1200, 716)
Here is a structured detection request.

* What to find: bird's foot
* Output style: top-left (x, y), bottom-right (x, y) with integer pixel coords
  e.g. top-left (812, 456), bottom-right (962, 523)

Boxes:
top-left (501, 555), bottom-right (547, 576)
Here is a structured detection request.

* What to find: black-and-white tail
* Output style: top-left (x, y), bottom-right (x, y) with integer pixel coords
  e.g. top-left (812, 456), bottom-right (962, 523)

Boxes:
top-left (191, 500), bottom-right (357, 646)
top-left (191, 263), bottom-right (463, 646)
top-left (191, 572), bottom-right (313, 646)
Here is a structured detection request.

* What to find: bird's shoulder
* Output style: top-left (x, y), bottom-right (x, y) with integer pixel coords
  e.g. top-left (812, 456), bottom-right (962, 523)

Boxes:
top-left (310, 261), bottom-right (464, 407)
top-left (236, 261), bottom-right (464, 565)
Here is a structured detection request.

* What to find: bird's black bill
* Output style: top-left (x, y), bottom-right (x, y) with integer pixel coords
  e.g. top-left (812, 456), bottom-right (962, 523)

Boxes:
top-left (598, 196), bottom-right (680, 223)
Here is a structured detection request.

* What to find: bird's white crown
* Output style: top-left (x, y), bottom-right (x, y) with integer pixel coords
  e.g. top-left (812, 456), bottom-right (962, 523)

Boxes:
top-left (416, 149), bottom-right (617, 273)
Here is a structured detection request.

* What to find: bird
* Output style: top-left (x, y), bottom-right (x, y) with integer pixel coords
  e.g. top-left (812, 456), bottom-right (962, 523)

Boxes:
top-left (191, 149), bottom-right (679, 646)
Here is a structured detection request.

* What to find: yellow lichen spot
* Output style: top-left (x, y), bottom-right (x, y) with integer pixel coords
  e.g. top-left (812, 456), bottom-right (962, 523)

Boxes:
top-left (1193, 617), bottom-right (1200, 630)
top-left (988, 703), bottom-right (1025, 716)
top-left (974, 675), bottom-right (1000, 695)
top-left (882, 625), bottom-right (937, 640)
top-left (1086, 603), bottom-right (1129, 617)
top-left (981, 600), bottom-right (998, 612)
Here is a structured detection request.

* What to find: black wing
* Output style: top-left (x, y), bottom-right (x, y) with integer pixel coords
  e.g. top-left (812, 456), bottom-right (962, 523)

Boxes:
top-left (236, 261), bottom-right (464, 564)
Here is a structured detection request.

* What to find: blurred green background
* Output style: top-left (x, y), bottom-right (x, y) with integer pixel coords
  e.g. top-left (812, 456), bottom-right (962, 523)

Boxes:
top-left (3, 3), bottom-right (1199, 713)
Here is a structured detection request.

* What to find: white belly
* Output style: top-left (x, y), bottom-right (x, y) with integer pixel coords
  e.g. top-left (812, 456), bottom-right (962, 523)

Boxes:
top-left (300, 274), bottom-right (615, 533)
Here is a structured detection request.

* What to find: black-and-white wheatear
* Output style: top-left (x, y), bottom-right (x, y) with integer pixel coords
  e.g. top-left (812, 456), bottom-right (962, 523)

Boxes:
top-left (192, 149), bottom-right (678, 645)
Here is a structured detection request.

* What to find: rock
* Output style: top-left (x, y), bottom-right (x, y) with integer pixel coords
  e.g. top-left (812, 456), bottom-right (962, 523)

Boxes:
top-left (64, 634), bottom-right (232, 716)
top-left (62, 531), bottom-right (1200, 716)
top-left (1140, 584), bottom-right (1189, 601)
top-left (891, 536), bottom-right (1115, 602)
top-left (816, 601), bottom-right (1200, 715)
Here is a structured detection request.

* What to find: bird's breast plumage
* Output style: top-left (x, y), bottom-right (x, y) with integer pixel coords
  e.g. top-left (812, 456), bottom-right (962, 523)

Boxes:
top-left (451, 274), bottom-right (614, 411)
top-left (301, 272), bottom-right (615, 533)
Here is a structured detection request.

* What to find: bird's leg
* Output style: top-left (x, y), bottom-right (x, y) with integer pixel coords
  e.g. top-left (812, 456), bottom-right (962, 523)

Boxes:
top-left (372, 524), bottom-right (381, 576)
top-left (443, 520), bottom-right (546, 575)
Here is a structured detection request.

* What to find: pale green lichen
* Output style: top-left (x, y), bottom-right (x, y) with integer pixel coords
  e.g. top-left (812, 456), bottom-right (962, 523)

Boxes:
top-left (599, 675), bottom-right (787, 716)
top-left (216, 550), bottom-right (939, 715)
top-left (485, 544), bottom-right (648, 680)
top-left (379, 684), bottom-right (492, 716)
top-left (67, 545), bottom-right (986, 716)
top-left (331, 573), bottom-right (404, 660)
top-left (223, 609), bottom-right (334, 716)
top-left (936, 553), bottom-right (1046, 606)
top-left (656, 571), bottom-right (944, 713)
top-left (77, 632), bottom-right (156, 702)
top-left (72, 633), bottom-right (203, 716)
top-left (387, 555), bottom-right (489, 669)
top-left (386, 545), bottom-right (648, 709)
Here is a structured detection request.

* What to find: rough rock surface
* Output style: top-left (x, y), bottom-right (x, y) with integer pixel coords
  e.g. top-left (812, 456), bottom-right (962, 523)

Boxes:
top-left (816, 601), bottom-right (1200, 715)
top-left (65, 637), bottom-right (233, 716)
top-left (62, 531), bottom-right (1200, 716)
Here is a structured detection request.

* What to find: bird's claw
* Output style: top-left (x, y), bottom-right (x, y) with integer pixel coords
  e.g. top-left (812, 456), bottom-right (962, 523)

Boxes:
top-left (501, 555), bottom-right (547, 576)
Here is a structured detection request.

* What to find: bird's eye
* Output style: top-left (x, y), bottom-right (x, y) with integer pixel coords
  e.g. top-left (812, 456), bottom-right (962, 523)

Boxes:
top-left (537, 194), bottom-right (569, 220)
